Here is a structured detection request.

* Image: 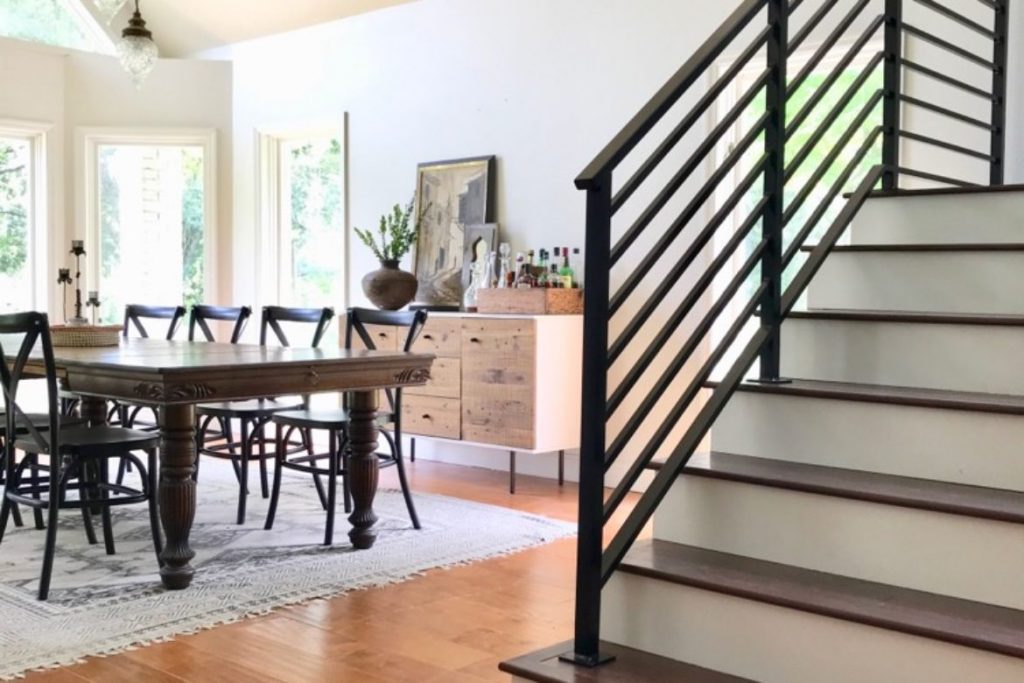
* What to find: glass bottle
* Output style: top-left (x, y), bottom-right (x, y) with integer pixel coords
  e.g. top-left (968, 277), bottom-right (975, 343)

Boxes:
top-left (559, 245), bottom-right (575, 288)
top-left (497, 242), bottom-right (512, 289)
top-left (572, 247), bottom-right (584, 289)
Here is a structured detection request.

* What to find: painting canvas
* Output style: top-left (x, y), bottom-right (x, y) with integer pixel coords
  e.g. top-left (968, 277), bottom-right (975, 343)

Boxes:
top-left (414, 156), bottom-right (496, 307)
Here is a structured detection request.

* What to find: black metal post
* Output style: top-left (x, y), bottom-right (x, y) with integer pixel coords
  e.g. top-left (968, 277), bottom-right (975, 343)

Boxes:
top-left (882, 0), bottom-right (903, 190)
top-left (758, 0), bottom-right (788, 382)
top-left (991, 0), bottom-right (1009, 185)
top-left (561, 171), bottom-right (615, 668)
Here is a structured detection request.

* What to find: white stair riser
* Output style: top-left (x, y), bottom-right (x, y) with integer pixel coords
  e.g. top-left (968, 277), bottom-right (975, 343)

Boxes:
top-left (712, 392), bottom-right (1024, 490)
top-left (603, 573), bottom-right (1024, 683)
top-left (851, 193), bottom-right (1024, 245)
top-left (808, 251), bottom-right (1024, 314)
top-left (654, 476), bottom-right (1024, 609)
top-left (781, 318), bottom-right (1024, 394)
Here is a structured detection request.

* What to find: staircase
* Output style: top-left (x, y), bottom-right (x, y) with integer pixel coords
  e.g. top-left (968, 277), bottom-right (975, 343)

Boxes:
top-left (501, 0), bottom-right (1020, 681)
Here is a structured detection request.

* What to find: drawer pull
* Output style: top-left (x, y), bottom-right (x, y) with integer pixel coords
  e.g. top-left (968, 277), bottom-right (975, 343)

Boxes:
top-left (421, 413), bottom-right (431, 419)
top-left (422, 334), bottom-right (433, 340)
top-left (469, 337), bottom-right (481, 343)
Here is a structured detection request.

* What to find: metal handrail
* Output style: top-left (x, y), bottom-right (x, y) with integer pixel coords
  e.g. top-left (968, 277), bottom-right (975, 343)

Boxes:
top-left (565, 0), bottom-right (1011, 668)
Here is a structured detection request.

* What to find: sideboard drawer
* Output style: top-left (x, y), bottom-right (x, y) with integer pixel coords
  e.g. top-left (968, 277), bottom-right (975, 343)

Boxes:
top-left (405, 357), bottom-right (461, 398)
top-left (412, 318), bottom-right (461, 357)
top-left (401, 395), bottom-right (461, 439)
top-left (350, 324), bottom-right (400, 352)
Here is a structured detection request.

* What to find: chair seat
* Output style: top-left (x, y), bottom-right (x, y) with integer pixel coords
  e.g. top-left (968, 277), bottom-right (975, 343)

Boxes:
top-left (0, 413), bottom-right (88, 435)
top-left (273, 407), bottom-right (395, 430)
top-left (197, 397), bottom-right (305, 419)
top-left (15, 426), bottom-right (159, 456)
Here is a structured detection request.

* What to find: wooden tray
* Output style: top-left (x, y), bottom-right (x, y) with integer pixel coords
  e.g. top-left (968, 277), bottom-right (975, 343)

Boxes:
top-left (476, 288), bottom-right (583, 315)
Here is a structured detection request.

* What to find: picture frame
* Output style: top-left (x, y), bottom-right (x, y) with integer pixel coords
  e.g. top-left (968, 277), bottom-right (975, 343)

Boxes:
top-left (413, 155), bottom-right (496, 307)
top-left (461, 223), bottom-right (499, 292)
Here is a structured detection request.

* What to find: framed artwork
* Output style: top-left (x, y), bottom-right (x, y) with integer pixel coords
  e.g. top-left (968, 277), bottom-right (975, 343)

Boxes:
top-left (461, 223), bottom-right (499, 291)
top-left (413, 155), bottom-right (496, 307)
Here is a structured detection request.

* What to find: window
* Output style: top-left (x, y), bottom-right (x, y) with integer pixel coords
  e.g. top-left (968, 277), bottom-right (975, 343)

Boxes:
top-left (0, 124), bottom-right (47, 315)
top-left (258, 122), bottom-right (347, 327)
top-left (80, 129), bottom-right (216, 324)
top-left (0, 0), bottom-right (115, 54)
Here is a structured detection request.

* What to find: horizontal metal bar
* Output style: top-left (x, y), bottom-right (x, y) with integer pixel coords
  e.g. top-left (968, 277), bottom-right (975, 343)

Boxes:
top-left (899, 58), bottom-right (995, 100)
top-left (782, 126), bottom-right (883, 267)
top-left (610, 70), bottom-right (769, 266)
top-left (899, 129), bottom-right (994, 161)
top-left (787, 14), bottom-right (884, 141)
top-left (602, 324), bottom-right (771, 584)
top-left (901, 23), bottom-right (997, 70)
top-left (576, 0), bottom-right (767, 188)
top-left (896, 166), bottom-right (981, 188)
top-left (611, 27), bottom-right (771, 215)
top-left (606, 191), bottom-right (767, 418)
top-left (784, 92), bottom-right (884, 226)
top-left (781, 165), bottom-right (886, 316)
top-left (790, 0), bottom-right (841, 54)
top-left (603, 272), bottom-right (767, 523)
top-left (899, 94), bottom-right (995, 130)
top-left (786, 53), bottom-right (883, 181)
top-left (911, 0), bottom-right (996, 38)
top-left (974, 0), bottom-right (1001, 11)
top-left (788, 0), bottom-right (872, 98)
top-left (609, 110), bottom-right (768, 311)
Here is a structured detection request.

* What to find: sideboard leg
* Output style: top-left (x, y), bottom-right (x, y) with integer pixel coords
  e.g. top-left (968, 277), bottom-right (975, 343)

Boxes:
top-left (158, 403), bottom-right (197, 590)
top-left (347, 389), bottom-right (380, 549)
top-left (509, 450), bottom-right (516, 494)
top-left (410, 437), bottom-right (416, 462)
top-left (558, 449), bottom-right (565, 486)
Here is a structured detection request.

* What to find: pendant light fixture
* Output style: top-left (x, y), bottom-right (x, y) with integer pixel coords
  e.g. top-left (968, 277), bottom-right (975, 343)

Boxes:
top-left (92, 0), bottom-right (128, 24)
top-left (117, 0), bottom-right (159, 89)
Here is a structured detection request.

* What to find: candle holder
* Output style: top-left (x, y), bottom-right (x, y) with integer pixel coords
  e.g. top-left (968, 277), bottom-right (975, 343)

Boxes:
top-left (57, 269), bottom-right (72, 323)
top-left (68, 241), bottom-right (88, 326)
top-left (86, 291), bottom-right (102, 326)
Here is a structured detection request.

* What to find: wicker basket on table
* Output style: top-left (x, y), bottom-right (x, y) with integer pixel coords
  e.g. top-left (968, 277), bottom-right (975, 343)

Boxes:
top-left (49, 325), bottom-right (121, 347)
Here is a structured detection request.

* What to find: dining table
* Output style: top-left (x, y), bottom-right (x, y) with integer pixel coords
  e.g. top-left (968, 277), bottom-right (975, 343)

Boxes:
top-left (25, 337), bottom-right (434, 591)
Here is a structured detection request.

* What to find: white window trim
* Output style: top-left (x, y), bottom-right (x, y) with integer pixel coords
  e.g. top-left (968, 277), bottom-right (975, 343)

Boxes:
top-left (76, 127), bottom-right (218, 308)
top-left (0, 119), bottom-right (51, 314)
top-left (254, 115), bottom-right (349, 316)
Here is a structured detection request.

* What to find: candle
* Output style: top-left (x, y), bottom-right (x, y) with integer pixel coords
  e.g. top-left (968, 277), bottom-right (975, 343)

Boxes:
top-left (88, 291), bottom-right (98, 301)
top-left (72, 240), bottom-right (83, 248)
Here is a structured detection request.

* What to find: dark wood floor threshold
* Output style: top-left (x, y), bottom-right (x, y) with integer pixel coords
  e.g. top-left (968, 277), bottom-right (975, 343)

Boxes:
top-left (620, 540), bottom-right (1024, 659)
top-left (799, 243), bottom-right (1024, 253)
top-left (499, 639), bottom-right (755, 683)
top-left (846, 182), bottom-right (1024, 199)
top-left (714, 378), bottom-right (1024, 416)
top-left (647, 451), bottom-right (1024, 524)
top-left (789, 308), bottom-right (1024, 327)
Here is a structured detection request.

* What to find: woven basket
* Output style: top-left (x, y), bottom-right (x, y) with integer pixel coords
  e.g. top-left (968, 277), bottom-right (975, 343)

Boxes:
top-left (50, 324), bottom-right (122, 348)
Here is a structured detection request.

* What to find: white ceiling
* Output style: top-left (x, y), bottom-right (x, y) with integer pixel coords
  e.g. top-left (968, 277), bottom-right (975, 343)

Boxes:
top-left (102, 0), bottom-right (417, 57)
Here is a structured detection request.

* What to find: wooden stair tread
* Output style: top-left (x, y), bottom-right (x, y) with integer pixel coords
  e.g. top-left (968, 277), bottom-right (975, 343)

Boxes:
top-left (799, 243), bottom-right (1024, 253)
top-left (647, 451), bottom-right (1024, 524)
top-left (499, 640), bottom-right (755, 683)
top-left (863, 183), bottom-right (1024, 199)
top-left (620, 540), bottom-right (1024, 659)
top-left (788, 308), bottom-right (1024, 326)
top-left (713, 378), bottom-right (1024, 415)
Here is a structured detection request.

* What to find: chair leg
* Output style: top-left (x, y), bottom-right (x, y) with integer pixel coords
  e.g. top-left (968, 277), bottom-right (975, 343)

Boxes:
top-left (558, 449), bottom-right (565, 487)
top-left (30, 458), bottom-right (44, 530)
top-left (509, 450), bottom-right (516, 495)
top-left (0, 490), bottom-right (12, 545)
top-left (98, 460), bottom-right (115, 555)
top-left (146, 449), bottom-right (163, 566)
top-left (392, 432), bottom-right (420, 530)
top-left (38, 466), bottom-right (62, 601)
top-left (264, 422), bottom-right (285, 531)
top-left (257, 419), bottom-right (270, 499)
top-left (237, 419), bottom-right (251, 525)
top-left (410, 436), bottom-right (416, 462)
top-left (78, 466), bottom-right (98, 546)
top-left (324, 431), bottom-right (338, 546)
top-left (339, 431), bottom-right (351, 515)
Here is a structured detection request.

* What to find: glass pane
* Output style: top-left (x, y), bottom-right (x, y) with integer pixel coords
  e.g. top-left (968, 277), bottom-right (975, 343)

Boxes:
top-left (98, 145), bottom-right (205, 323)
top-left (0, 137), bottom-right (32, 314)
top-left (282, 138), bottom-right (344, 309)
top-left (0, 0), bottom-right (110, 53)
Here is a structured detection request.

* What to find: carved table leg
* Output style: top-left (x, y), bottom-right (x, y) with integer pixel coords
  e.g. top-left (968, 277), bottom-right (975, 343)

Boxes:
top-left (347, 389), bottom-right (380, 549)
top-left (158, 404), bottom-right (197, 589)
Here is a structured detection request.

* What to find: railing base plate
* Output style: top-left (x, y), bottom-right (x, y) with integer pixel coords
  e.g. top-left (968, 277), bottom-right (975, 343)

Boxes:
top-left (747, 376), bottom-right (793, 385)
top-left (557, 650), bottom-right (617, 668)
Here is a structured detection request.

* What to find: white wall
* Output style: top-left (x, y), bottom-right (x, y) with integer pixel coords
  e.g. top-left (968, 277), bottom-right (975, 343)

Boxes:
top-left (0, 37), bottom-right (233, 316)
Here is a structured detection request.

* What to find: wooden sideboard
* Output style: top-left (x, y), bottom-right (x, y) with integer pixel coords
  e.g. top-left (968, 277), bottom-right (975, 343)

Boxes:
top-left (346, 313), bottom-right (583, 492)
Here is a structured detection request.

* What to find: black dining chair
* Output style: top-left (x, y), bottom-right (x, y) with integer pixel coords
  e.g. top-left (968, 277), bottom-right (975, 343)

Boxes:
top-left (264, 308), bottom-right (427, 545)
top-left (118, 305), bottom-right (187, 428)
top-left (0, 312), bottom-right (162, 600)
top-left (195, 306), bottom-right (333, 524)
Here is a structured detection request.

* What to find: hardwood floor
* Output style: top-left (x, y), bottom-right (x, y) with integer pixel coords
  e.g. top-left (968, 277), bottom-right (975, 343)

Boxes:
top-left (22, 460), bottom-right (608, 683)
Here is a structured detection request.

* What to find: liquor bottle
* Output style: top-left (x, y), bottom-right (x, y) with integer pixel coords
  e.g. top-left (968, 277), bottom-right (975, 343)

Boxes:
top-left (572, 247), bottom-right (584, 289)
top-left (514, 253), bottom-right (532, 288)
top-left (559, 245), bottom-right (574, 289)
top-left (497, 243), bottom-right (511, 288)
top-left (549, 263), bottom-right (562, 288)
top-left (537, 249), bottom-right (549, 288)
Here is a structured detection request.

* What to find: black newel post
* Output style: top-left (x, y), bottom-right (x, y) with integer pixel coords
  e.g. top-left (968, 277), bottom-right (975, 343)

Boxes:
top-left (882, 0), bottom-right (903, 190)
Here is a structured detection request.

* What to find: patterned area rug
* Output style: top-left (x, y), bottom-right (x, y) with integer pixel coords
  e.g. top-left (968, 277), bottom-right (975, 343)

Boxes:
top-left (0, 462), bottom-right (574, 679)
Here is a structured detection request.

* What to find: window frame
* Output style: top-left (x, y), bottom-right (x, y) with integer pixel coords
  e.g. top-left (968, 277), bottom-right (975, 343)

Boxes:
top-left (76, 126), bottom-right (218, 313)
top-left (0, 119), bottom-right (50, 314)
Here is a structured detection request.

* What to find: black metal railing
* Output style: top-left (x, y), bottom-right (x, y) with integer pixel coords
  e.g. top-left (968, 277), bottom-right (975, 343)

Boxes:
top-left (564, 0), bottom-right (1010, 666)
